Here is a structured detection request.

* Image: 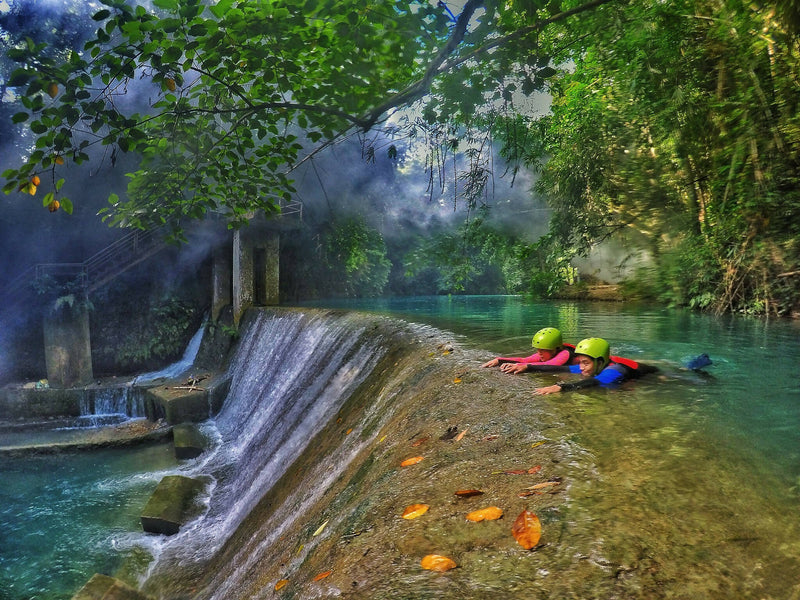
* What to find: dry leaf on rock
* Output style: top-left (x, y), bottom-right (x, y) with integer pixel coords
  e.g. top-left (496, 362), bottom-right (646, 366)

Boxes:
top-left (454, 489), bottom-right (484, 498)
top-left (511, 509), bottom-right (541, 550)
top-left (312, 570), bottom-right (332, 581)
top-left (402, 504), bottom-right (430, 519)
top-left (466, 506), bottom-right (504, 522)
top-left (400, 456), bottom-right (424, 467)
top-left (274, 579), bottom-right (289, 591)
top-left (526, 479), bottom-right (562, 490)
top-left (420, 554), bottom-right (458, 572)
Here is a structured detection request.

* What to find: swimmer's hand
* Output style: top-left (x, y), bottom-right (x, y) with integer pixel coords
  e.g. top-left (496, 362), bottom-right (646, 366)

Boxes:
top-left (500, 363), bottom-right (528, 374)
top-left (482, 358), bottom-right (501, 368)
top-left (533, 385), bottom-right (561, 395)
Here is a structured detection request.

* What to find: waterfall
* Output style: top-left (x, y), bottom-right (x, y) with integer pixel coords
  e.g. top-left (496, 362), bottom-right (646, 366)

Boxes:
top-left (146, 310), bottom-right (396, 575)
top-left (134, 322), bottom-right (206, 384)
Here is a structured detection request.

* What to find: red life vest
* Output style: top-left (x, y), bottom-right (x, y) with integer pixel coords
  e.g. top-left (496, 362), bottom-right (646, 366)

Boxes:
top-left (564, 343), bottom-right (641, 370)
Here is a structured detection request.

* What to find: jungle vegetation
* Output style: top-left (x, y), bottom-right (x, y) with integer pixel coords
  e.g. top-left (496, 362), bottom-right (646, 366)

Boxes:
top-left (2, 0), bottom-right (800, 315)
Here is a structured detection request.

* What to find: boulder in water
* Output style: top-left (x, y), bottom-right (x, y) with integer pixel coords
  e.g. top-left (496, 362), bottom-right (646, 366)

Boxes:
top-left (172, 423), bottom-right (208, 459)
top-left (140, 475), bottom-right (207, 535)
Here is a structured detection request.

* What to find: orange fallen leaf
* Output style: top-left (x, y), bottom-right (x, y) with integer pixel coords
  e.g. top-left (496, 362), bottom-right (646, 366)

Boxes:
top-left (511, 509), bottom-right (541, 550)
top-left (503, 469), bottom-right (528, 475)
top-left (411, 436), bottom-right (430, 447)
top-left (400, 456), bottom-right (424, 467)
top-left (466, 506), bottom-right (504, 522)
top-left (528, 465), bottom-right (542, 474)
top-left (274, 579), bottom-right (289, 590)
top-left (453, 377), bottom-right (462, 383)
top-left (420, 554), bottom-right (457, 572)
top-left (454, 428), bottom-right (468, 442)
top-left (345, 428), bottom-right (353, 435)
top-left (402, 503), bottom-right (429, 519)
top-left (312, 570), bottom-right (332, 581)
top-left (527, 479), bottom-right (561, 490)
top-left (454, 489), bottom-right (484, 498)
top-left (517, 490), bottom-right (543, 498)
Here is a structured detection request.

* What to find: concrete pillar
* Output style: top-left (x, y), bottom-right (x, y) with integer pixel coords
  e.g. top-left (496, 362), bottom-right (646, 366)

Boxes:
top-left (232, 229), bottom-right (254, 324)
top-left (211, 241), bottom-right (232, 321)
top-left (258, 231), bottom-right (280, 306)
top-left (43, 300), bottom-right (93, 388)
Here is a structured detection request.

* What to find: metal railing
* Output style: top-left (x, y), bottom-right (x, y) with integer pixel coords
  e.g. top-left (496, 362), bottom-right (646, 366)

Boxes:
top-left (2, 199), bottom-right (304, 308)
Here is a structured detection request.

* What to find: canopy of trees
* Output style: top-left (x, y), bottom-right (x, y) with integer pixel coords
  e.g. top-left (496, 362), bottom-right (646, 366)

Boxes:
top-left (3, 0), bottom-right (800, 315)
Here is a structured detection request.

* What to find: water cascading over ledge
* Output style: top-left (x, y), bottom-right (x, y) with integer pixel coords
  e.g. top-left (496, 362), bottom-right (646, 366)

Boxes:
top-left (136, 308), bottom-right (583, 600)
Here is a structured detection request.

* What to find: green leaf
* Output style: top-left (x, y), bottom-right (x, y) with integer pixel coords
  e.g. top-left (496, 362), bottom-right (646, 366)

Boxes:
top-left (152, 0), bottom-right (178, 9)
top-left (209, 0), bottom-right (234, 18)
top-left (92, 9), bottom-right (111, 20)
top-left (12, 112), bottom-right (29, 124)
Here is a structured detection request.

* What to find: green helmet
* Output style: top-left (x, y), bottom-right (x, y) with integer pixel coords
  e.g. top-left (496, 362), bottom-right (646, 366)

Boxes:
top-left (574, 337), bottom-right (611, 373)
top-left (531, 327), bottom-right (563, 350)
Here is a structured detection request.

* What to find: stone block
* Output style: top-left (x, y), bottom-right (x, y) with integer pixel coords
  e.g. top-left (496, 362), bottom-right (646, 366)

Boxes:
top-left (172, 423), bottom-right (207, 459)
top-left (71, 573), bottom-right (151, 600)
top-left (145, 385), bottom-right (209, 424)
top-left (140, 475), bottom-right (207, 535)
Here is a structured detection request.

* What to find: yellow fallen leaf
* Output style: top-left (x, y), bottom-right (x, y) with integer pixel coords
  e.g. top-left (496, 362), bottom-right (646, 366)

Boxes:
top-left (511, 509), bottom-right (541, 550)
top-left (402, 503), bottom-right (430, 519)
top-left (312, 570), bottom-right (332, 581)
top-left (531, 440), bottom-right (547, 449)
top-left (313, 520), bottom-right (328, 536)
top-left (274, 579), bottom-right (289, 590)
top-left (453, 377), bottom-right (462, 383)
top-left (466, 506), bottom-right (504, 522)
top-left (420, 554), bottom-right (457, 572)
top-left (400, 456), bottom-right (424, 467)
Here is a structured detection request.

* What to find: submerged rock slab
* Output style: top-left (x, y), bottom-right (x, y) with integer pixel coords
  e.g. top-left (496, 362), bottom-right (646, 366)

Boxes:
top-left (71, 573), bottom-right (151, 600)
top-left (140, 475), bottom-right (207, 535)
top-left (172, 423), bottom-right (208, 459)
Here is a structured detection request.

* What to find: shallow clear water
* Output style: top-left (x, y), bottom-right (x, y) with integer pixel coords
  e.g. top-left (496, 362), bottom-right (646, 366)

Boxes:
top-left (0, 444), bottom-right (179, 600)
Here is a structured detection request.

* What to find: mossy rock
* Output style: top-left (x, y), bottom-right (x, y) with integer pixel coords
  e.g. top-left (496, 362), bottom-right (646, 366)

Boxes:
top-left (140, 475), bottom-right (207, 535)
top-left (71, 573), bottom-right (151, 600)
top-left (172, 423), bottom-right (208, 459)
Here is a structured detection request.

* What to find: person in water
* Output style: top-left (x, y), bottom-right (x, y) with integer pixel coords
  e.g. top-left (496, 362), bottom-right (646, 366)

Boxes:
top-left (481, 327), bottom-right (573, 373)
top-left (529, 337), bottom-right (658, 395)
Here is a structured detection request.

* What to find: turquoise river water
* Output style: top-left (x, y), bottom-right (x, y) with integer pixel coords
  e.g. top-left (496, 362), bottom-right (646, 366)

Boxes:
top-left (1, 296), bottom-right (799, 599)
